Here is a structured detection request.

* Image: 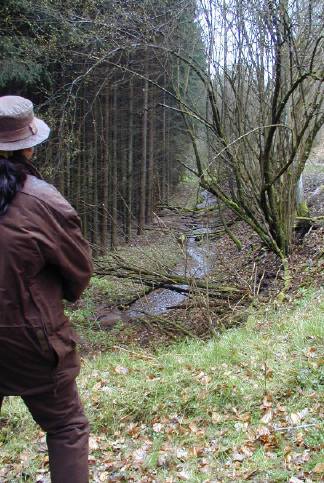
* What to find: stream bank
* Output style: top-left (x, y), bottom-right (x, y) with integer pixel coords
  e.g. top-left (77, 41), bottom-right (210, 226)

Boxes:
top-left (126, 190), bottom-right (216, 319)
top-left (70, 171), bottom-right (324, 349)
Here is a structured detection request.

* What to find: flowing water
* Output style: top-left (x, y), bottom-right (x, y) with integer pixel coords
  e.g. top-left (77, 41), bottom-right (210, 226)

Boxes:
top-left (126, 191), bottom-right (215, 319)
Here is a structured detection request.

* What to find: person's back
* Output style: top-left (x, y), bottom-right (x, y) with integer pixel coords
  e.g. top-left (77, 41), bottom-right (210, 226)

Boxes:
top-left (0, 174), bottom-right (92, 395)
top-left (0, 96), bottom-right (92, 483)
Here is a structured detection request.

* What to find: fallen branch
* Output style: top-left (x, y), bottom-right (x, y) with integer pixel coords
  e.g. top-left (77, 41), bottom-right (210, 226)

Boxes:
top-left (97, 254), bottom-right (239, 288)
top-left (156, 204), bottom-right (214, 214)
top-left (95, 267), bottom-right (245, 298)
top-left (296, 214), bottom-right (324, 222)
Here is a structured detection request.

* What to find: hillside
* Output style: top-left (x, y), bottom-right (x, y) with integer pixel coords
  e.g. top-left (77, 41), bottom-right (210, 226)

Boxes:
top-left (1, 286), bottom-right (323, 482)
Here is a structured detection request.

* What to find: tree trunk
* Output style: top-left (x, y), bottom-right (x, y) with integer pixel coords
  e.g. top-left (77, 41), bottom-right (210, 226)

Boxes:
top-left (146, 85), bottom-right (155, 224)
top-left (126, 78), bottom-right (134, 241)
top-left (111, 83), bottom-right (118, 247)
top-left (101, 82), bottom-right (110, 251)
top-left (138, 55), bottom-right (148, 235)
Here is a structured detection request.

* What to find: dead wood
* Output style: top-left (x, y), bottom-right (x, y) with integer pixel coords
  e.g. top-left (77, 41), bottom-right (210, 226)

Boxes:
top-left (95, 257), bottom-right (246, 299)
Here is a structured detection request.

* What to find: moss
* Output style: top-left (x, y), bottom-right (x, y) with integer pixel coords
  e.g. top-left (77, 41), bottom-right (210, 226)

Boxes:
top-left (297, 200), bottom-right (310, 217)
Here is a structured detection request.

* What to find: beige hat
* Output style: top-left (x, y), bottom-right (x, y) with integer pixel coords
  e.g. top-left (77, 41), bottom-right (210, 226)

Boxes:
top-left (0, 96), bottom-right (50, 151)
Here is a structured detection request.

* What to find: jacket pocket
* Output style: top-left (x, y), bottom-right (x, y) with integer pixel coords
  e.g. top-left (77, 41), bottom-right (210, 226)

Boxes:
top-left (34, 327), bottom-right (58, 367)
top-left (48, 325), bottom-right (80, 374)
top-left (28, 274), bottom-right (65, 334)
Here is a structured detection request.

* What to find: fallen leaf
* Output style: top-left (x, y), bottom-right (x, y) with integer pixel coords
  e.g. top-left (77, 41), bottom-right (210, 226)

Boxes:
top-left (99, 472), bottom-right (109, 481)
top-left (265, 366), bottom-right (274, 378)
top-left (177, 470), bottom-right (191, 480)
top-left (232, 451), bottom-right (246, 462)
top-left (255, 426), bottom-right (279, 450)
top-left (305, 346), bottom-right (317, 358)
top-left (157, 452), bottom-right (168, 466)
top-left (211, 412), bottom-right (223, 423)
top-left (234, 422), bottom-right (248, 431)
top-left (89, 436), bottom-right (99, 451)
top-left (240, 412), bottom-right (252, 422)
top-left (283, 445), bottom-right (292, 455)
top-left (197, 372), bottom-right (211, 384)
top-left (188, 422), bottom-right (199, 433)
top-left (313, 462), bottom-right (324, 473)
top-left (261, 409), bottom-right (273, 424)
top-left (290, 450), bottom-right (310, 465)
top-left (261, 394), bottom-right (273, 409)
top-left (275, 403), bottom-right (286, 413)
top-left (243, 469), bottom-right (258, 480)
top-left (176, 447), bottom-right (189, 460)
top-left (190, 446), bottom-right (204, 457)
top-left (126, 423), bottom-right (140, 437)
top-left (297, 408), bottom-right (309, 420)
top-left (256, 425), bottom-right (271, 438)
top-left (152, 423), bottom-right (163, 433)
top-left (114, 366), bottom-right (129, 375)
top-left (20, 450), bottom-right (30, 463)
top-left (289, 413), bottom-right (301, 425)
top-left (295, 432), bottom-right (304, 446)
top-left (132, 447), bottom-right (147, 464)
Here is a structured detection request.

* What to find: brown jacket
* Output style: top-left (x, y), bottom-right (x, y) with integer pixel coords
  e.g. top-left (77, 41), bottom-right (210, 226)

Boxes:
top-left (0, 175), bottom-right (93, 396)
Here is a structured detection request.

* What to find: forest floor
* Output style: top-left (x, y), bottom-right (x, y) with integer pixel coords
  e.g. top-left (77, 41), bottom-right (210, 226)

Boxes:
top-left (0, 157), bottom-right (323, 482)
top-left (67, 153), bottom-right (324, 351)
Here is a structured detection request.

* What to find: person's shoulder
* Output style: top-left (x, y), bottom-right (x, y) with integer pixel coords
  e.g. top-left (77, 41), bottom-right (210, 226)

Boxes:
top-left (20, 175), bottom-right (77, 219)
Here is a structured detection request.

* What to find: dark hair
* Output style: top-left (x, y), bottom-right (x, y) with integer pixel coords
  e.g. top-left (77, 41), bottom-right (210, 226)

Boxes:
top-left (0, 152), bottom-right (41, 216)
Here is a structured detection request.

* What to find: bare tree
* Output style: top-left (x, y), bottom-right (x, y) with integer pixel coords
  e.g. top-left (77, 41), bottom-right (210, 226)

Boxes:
top-left (169, 0), bottom-right (324, 260)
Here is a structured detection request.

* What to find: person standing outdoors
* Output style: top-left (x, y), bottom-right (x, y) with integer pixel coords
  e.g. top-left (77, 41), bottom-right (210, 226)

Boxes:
top-left (0, 96), bottom-right (93, 482)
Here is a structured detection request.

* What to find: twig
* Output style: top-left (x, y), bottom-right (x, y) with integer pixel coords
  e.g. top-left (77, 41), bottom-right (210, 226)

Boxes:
top-left (256, 270), bottom-right (265, 296)
top-left (274, 422), bottom-right (322, 432)
top-left (135, 311), bottom-right (198, 338)
top-left (112, 345), bottom-right (157, 362)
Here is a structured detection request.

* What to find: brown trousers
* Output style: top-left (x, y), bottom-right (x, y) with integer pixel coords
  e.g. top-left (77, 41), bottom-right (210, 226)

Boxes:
top-left (0, 380), bottom-right (89, 483)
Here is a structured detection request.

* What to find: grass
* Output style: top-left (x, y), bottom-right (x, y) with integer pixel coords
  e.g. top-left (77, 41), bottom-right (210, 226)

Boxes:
top-left (65, 234), bottom-right (184, 350)
top-left (0, 287), bottom-right (323, 481)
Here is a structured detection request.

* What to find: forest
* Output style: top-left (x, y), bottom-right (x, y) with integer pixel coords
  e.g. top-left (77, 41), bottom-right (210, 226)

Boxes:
top-left (0, 0), bottom-right (323, 481)
top-left (1, 0), bottom-right (205, 249)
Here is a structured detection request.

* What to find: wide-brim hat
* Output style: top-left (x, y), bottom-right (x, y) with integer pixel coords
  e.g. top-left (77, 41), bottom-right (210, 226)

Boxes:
top-left (0, 95), bottom-right (50, 151)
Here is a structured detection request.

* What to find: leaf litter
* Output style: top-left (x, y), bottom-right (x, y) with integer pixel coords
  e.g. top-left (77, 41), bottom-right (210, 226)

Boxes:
top-left (1, 290), bottom-right (323, 481)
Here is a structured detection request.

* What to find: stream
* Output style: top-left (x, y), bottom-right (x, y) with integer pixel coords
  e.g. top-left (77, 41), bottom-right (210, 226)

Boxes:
top-left (125, 191), bottom-right (216, 319)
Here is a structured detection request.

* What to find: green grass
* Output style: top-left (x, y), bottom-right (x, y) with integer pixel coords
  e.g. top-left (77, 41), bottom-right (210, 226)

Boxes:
top-left (64, 235), bottom-right (184, 350)
top-left (1, 287), bottom-right (323, 481)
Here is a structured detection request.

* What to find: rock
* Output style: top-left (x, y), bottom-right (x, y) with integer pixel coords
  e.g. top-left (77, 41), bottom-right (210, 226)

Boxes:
top-left (96, 307), bottom-right (129, 330)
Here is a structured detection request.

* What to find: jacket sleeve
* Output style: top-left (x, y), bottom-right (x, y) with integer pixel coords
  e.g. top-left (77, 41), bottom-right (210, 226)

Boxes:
top-left (35, 202), bottom-right (93, 302)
